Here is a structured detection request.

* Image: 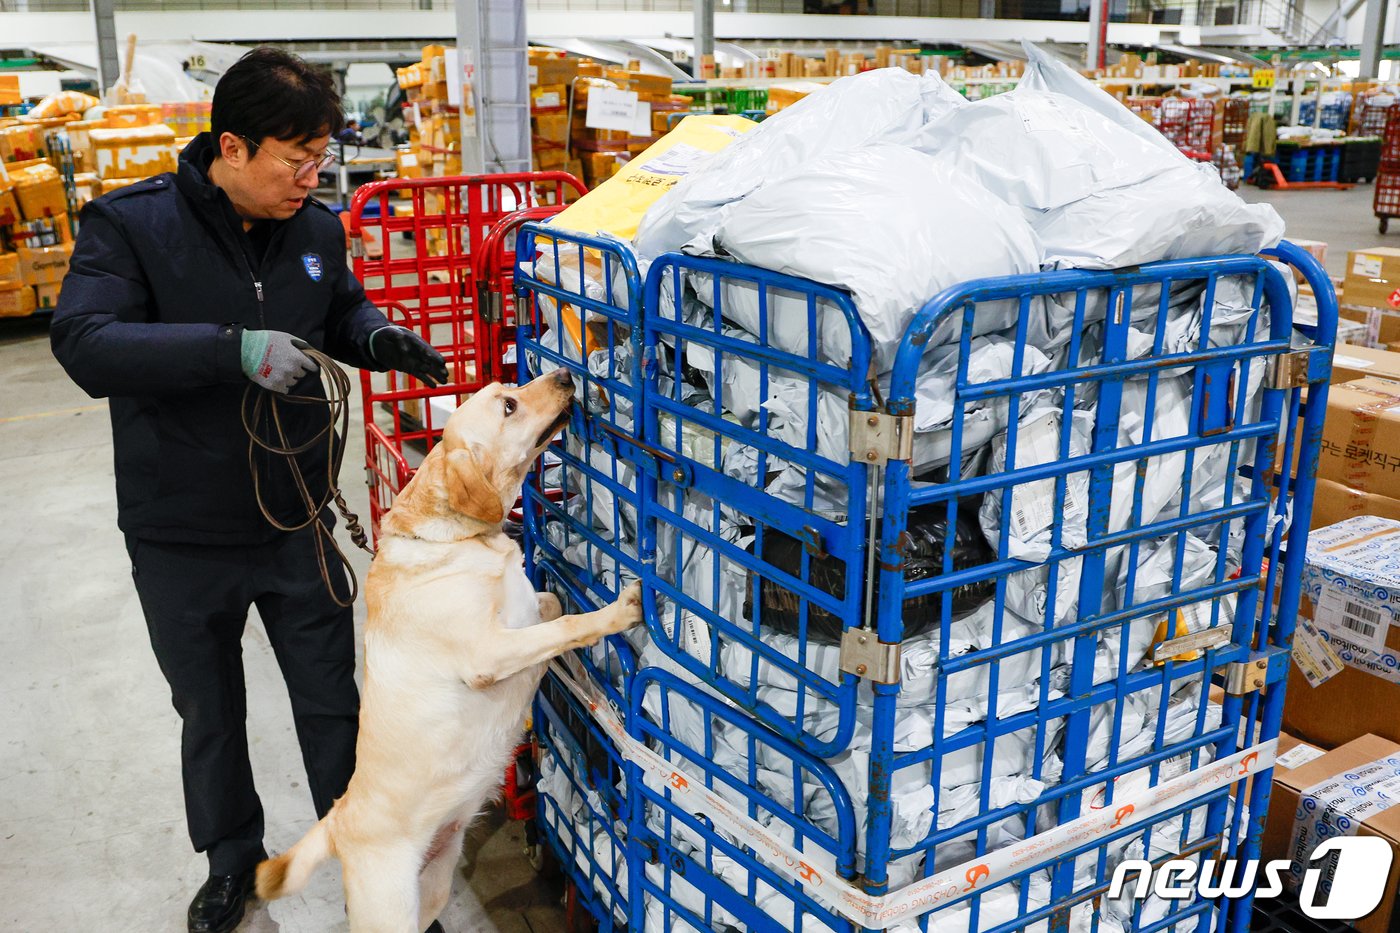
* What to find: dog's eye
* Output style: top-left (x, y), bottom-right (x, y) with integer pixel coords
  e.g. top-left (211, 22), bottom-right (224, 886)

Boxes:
top-left (503, 397), bottom-right (517, 417)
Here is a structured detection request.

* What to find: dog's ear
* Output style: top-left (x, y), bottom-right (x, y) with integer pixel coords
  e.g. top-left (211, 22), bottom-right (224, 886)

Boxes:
top-left (445, 448), bottom-right (505, 525)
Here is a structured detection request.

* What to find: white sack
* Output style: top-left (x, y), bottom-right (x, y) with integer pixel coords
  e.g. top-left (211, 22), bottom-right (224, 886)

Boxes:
top-left (711, 143), bottom-right (1043, 371)
top-left (634, 68), bottom-right (965, 265)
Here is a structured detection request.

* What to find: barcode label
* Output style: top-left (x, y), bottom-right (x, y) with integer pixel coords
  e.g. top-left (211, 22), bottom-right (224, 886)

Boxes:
top-left (1315, 587), bottom-right (1391, 653)
top-left (1341, 600), bottom-right (1382, 638)
top-left (1293, 617), bottom-right (1345, 687)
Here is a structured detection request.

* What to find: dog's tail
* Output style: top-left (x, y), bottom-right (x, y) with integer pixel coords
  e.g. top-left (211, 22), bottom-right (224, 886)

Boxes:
top-left (256, 816), bottom-right (333, 901)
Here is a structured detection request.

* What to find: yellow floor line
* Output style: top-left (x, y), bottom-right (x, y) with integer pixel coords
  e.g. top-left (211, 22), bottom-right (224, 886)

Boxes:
top-left (0, 403), bottom-right (105, 425)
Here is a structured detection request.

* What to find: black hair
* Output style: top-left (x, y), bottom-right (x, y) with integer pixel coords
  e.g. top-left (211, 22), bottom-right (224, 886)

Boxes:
top-left (210, 47), bottom-right (343, 147)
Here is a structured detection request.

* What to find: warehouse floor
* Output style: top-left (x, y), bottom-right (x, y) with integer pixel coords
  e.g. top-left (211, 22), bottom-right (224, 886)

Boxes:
top-left (0, 181), bottom-right (1381, 932)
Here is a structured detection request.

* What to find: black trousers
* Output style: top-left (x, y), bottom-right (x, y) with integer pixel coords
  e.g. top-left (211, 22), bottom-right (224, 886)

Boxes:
top-left (126, 526), bottom-right (359, 875)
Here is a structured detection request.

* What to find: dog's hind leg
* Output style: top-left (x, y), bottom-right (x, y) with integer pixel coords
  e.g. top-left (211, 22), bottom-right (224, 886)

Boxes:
top-left (343, 845), bottom-right (421, 933)
top-left (417, 823), bottom-right (465, 931)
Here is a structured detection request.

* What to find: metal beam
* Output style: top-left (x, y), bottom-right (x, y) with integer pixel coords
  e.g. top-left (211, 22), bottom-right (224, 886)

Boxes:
top-left (1087, 0), bottom-right (1108, 70)
top-left (453, 0), bottom-right (529, 175)
top-left (693, 0), bottom-right (715, 71)
top-left (90, 0), bottom-right (119, 94)
top-left (1359, 0), bottom-right (1389, 78)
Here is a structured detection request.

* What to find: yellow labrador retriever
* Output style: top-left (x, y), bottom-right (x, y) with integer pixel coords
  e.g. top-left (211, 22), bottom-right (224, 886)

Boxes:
top-left (255, 367), bottom-right (642, 932)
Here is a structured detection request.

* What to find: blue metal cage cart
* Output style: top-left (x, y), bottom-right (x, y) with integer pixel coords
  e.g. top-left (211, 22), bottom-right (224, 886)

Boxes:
top-left (515, 229), bottom-right (1337, 933)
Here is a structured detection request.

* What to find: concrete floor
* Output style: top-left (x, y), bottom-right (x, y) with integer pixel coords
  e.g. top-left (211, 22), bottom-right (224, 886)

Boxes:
top-left (0, 181), bottom-right (1385, 932)
top-left (0, 317), bottom-right (566, 932)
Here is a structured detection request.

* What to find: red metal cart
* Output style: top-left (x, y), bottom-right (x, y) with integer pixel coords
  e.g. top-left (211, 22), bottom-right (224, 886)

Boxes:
top-left (348, 172), bottom-right (585, 542)
top-left (1375, 104), bottom-right (1400, 234)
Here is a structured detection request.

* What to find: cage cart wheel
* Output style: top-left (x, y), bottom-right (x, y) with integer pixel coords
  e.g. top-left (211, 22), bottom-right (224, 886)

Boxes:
top-left (524, 817), bottom-right (561, 879)
top-left (562, 878), bottom-right (598, 933)
top-left (1382, 216), bottom-right (1390, 235)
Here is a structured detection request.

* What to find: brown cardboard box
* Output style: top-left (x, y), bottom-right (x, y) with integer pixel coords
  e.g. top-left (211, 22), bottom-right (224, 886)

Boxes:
top-left (531, 57), bottom-right (580, 88)
top-left (0, 283), bottom-right (35, 317)
top-left (604, 69), bottom-right (671, 101)
top-left (12, 162), bottom-right (67, 221)
top-left (90, 124), bottom-right (179, 181)
top-left (17, 243), bottom-right (72, 286)
top-left (531, 85), bottom-right (567, 111)
top-left (1313, 378), bottom-right (1400, 501)
top-left (0, 74), bottom-right (19, 106)
top-left (1332, 344), bottom-right (1400, 384)
top-left (531, 147), bottom-right (566, 170)
top-left (33, 281), bottom-right (61, 309)
top-left (1283, 515), bottom-right (1400, 749)
top-left (0, 175), bottom-right (18, 226)
top-left (1344, 247), bottom-right (1400, 345)
top-left (531, 112), bottom-right (569, 144)
top-left (103, 104), bottom-right (163, 129)
top-left (0, 250), bottom-right (16, 286)
top-left (1309, 477), bottom-right (1400, 530)
top-left (1261, 734), bottom-right (1400, 933)
top-left (0, 123), bottom-right (45, 162)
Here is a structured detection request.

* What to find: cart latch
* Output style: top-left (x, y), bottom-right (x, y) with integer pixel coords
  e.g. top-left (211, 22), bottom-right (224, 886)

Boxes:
top-left (849, 410), bottom-right (913, 465)
top-left (1267, 346), bottom-right (1330, 390)
top-left (839, 628), bottom-right (901, 684)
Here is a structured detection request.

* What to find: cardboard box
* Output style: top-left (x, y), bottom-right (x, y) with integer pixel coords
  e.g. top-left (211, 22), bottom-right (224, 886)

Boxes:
top-left (1344, 247), bottom-right (1400, 345)
top-left (395, 148), bottom-right (421, 179)
top-left (1313, 378), bottom-right (1400, 501)
top-left (11, 162), bottom-right (67, 221)
top-left (0, 176), bottom-right (18, 226)
top-left (1309, 477), bottom-right (1400, 530)
top-left (0, 74), bottom-right (20, 106)
top-left (531, 85), bottom-right (567, 111)
top-left (90, 124), bottom-right (178, 180)
top-left (0, 283), bottom-right (35, 318)
top-left (1261, 734), bottom-right (1400, 933)
top-left (531, 146), bottom-right (566, 170)
top-left (1284, 516), bottom-right (1400, 749)
top-left (103, 104), bottom-right (164, 129)
top-left (531, 57), bottom-right (580, 88)
top-left (0, 123), bottom-right (46, 163)
top-left (33, 281), bottom-right (61, 310)
top-left (532, 112), bottom-right (569, 144)
top-left (0, 250), bottom-right (18, 286)
top-left (17, 242), bottom-right (73, 286)
top-left (1332, 344), bottom-right (1400, 384)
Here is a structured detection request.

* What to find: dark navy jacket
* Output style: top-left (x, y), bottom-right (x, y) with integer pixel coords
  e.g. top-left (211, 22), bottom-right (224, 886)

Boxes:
top-left (51, 134), bottom-right (390, 545)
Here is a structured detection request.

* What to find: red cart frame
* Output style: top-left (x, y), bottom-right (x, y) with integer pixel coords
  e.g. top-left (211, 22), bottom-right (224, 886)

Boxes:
top-left (348, 172), bottom-right (585, 543)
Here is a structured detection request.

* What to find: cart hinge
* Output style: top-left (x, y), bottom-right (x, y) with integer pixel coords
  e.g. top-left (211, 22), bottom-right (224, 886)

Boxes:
top-left (849, 410), bottom-right (913, 465)
top-left (364, 466), bottom-right (378, 488)
top-left (1223, 646), bottom-right (1290, 695)
top-left (839, 628), bottom-right (901, 684)
top-left (349, 236), bottom-right (365, 260)
top-left (1267, 346), bottom-right (1330, 390)
top-left (479, 287), bottom-right (504, 324)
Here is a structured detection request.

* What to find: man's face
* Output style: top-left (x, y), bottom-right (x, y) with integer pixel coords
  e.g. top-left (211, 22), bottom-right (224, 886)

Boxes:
top-left (217, 131), bottom-right (332, 221)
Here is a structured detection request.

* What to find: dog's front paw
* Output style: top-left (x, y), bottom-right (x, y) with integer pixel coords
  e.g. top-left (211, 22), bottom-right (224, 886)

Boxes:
top-left (607, 581), bottom-right (644, 633)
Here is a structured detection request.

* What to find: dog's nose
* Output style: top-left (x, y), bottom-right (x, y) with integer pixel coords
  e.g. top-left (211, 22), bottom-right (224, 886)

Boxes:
top-left (551, 368), bottom-right (575, 390)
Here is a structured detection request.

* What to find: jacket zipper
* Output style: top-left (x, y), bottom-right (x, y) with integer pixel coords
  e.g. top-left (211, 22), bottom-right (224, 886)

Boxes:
top-left (223, 214), bottom-right (267, 328)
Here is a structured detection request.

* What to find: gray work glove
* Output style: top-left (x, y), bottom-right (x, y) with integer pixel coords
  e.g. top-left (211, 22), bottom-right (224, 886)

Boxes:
top-left (240, 329), bottom-right (318, 394)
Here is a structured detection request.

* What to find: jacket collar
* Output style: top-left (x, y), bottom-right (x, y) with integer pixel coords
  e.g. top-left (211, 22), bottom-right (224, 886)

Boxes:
top-left (176, 133), bottom-right (225, 204)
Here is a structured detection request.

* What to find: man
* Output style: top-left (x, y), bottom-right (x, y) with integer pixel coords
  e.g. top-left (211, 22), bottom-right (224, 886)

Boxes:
top-left (51, 49), bottom-right (449, 933)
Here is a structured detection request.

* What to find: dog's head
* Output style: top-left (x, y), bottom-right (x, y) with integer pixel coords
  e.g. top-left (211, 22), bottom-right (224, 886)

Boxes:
top-left (434, 368), bottom-right (575, 526)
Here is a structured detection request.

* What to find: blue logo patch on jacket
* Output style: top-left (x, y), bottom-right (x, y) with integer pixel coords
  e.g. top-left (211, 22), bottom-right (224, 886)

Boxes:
top-left (302, 253), bottom-right (323, 282)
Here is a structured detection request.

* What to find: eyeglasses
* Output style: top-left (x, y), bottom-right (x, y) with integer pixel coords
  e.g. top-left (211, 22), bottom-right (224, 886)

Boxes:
top-left (239, 135), bottom-right (337, 182)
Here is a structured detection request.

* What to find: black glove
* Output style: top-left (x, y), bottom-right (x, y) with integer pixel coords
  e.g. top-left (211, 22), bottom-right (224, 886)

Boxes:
top-left (370, 326), bottom-right (448, 386)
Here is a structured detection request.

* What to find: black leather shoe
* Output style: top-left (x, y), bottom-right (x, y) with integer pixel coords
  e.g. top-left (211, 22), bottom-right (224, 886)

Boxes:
top-left (425, 922), bottom-right (446, 933)
top-left (188, 868), bottom-right (255, 933)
